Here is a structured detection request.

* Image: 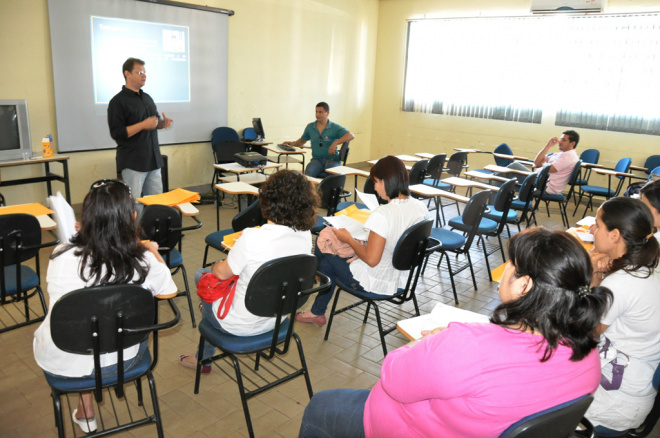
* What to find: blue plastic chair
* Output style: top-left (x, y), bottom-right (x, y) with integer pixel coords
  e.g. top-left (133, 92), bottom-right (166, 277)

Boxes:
top-left (575, 149), bottom-right (600, 187)
top-left (422, 190), bottom-right (491, 304)
top-left (644, 155), bottom-right (660, 176)
top-left (242, 127), bottom-right (257, 141)
top-left (510, 172), bottom-right (538, 231)
top-left (499, 394), bottom-right (595, 438)
top-left (574, 157), bottom-right (632, 218)
top-left (538, 160), bottom-right (583, 228)
top-left (474, 143), bottom-right (514, 175)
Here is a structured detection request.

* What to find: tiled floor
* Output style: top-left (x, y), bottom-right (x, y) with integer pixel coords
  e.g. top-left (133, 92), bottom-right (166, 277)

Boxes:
top-left (0, 170), bottom-right (657, 438)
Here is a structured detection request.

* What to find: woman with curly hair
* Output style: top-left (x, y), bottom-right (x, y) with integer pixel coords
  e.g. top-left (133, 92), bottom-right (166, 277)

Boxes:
top-left (586, 197), bottom-right (660, 434)
top-left (181, 170), bottom-right (319, 370)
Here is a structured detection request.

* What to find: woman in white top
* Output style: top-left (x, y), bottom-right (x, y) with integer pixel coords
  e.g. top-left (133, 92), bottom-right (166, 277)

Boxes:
top-left (33, 179), bottom-right (177, 434)
top-left (640, 179), bottom-right (660, 243)
top-left (296, 155), bottom-right (429, 326)
top-left (587, 197), bottom-right (660, 433)
top-left (180, 170), bottom-right (319, 371)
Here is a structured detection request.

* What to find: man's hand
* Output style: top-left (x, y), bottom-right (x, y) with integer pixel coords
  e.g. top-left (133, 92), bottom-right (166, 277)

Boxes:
top-left (142, 115), bottom-right (159, 131)
top-left (546, 137), bottom-right (559, 148)
top-left (159, 112), bottom-right (173, 129)
top-left (328, 141), bottom-right (338, 155)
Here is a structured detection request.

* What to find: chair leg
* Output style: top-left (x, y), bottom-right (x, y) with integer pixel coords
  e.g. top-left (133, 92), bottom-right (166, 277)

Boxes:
top-left (480, 237), bottom-right (493, 282)
top-left (323, 288), bottom-right (343, 341)
top-left (439, 253), bottom-right (459, 305)
top-left (497, 234), bottom-right (506, 262)
top-left (178, 265), bottom-right (196, 328)
top-left (194, 335), bottom-right (206, 394)
top-left (362, 302), bottom-right (371, 324)
top-left (202, 245), bottom-right (211, 268)
top-left (370, 302), bottom-right (389, 357)
top-left (292, 333), bottom-right (314, 399)
top-left (146, 371), bottom-right (166, 438)
top-left (466, 252), bottom-right (478, 291)
top-left (51, 391), bottom-right (66, 438)
top-left (228, 353), bottom-right (256, 438)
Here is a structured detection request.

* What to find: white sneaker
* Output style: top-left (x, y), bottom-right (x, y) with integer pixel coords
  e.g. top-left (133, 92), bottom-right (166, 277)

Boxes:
top-left (72, 409), bottom-right (98, 434)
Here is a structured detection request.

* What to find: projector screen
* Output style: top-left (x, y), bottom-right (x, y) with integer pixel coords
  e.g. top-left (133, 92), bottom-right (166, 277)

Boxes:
top-left (48, 0), bottom-right (229, 153)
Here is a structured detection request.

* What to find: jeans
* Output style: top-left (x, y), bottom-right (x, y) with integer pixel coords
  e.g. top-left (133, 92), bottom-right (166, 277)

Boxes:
top-left (121, 168), bottom-right (163, 215)
top-left (299, 389), bottom-right (369, 438)
top-left (311, 245), bottom-right (365, 316)
top-left (305, 158), bottom-right (340, 178)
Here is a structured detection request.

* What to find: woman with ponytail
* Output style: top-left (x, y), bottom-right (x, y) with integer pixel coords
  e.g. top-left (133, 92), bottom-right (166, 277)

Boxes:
top-left (586, 196), bottom-right (660, 434)
top-left (299, 228), bottom-right (611, 438)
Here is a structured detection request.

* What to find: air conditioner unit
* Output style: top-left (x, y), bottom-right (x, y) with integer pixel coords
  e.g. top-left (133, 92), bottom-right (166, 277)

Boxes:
top-left (531, 0), bottom-right (604, 13)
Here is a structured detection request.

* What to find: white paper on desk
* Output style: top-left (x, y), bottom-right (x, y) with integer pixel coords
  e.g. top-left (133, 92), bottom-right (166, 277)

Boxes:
top-left (398, 302), bottom-right (490, 340)
top-left (356, 189), bottom-right (379, 212)
top-left (323, 215), bottom-right (369, 240)
top-left (48, 191), bottom-right (77, 243)
top-left (568, 227), bottom-right (595, 243)
top-left (576, 216), bottom-right (596, 227)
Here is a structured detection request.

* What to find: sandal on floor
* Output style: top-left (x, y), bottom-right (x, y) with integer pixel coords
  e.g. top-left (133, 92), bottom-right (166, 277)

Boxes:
top-left (72, 409), bottom-right (97, 434)
top-left (179, 354), bottom-right (212, 374)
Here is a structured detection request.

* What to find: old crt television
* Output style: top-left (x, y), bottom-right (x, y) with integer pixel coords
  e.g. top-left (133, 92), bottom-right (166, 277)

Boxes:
top-left (252, 117), bottom-right (265, 141)
top-left (0, 100), bottom-right (32, 162)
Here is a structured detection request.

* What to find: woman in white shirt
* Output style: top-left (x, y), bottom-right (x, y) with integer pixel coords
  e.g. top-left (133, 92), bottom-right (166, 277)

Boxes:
top-left (33, 179), bottom-right (177, 434)
top-left (640, 179), bottom-right (660, 243)
top-left (296, 155), bottom-right (429, 326)
top-left (180, 170), bottom-right (319, 370)
top-left (587, 197), bottom-right (660, 434)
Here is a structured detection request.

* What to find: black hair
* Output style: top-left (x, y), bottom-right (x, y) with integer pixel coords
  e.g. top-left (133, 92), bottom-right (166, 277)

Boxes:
top-left (562, 130), bottom-right (580, 148)
top-left (316, 102), bottom-right (329, 112)
top-left (259, 170), bottom-right (319, 231)
top-left (599, 197), bottom-right (659, 277)
top-left (369, 155), bottom-right (410, 200)
top-left (51, 179), bottom-right (149, 285)
top-left (490, 228), bottom-right (612, 362)
top-left (122, 57), bottom-right (145, 80)
top-left (640, 179), bottom-right (660, 218)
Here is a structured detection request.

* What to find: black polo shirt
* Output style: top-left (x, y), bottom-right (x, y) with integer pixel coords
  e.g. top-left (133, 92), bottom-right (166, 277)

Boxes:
top-left (107, 86), bottom-right (163, 172)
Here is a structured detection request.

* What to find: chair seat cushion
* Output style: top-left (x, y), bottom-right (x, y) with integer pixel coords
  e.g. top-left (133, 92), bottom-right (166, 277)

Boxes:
top-left (483, 206), bottom-right (518, 223)
top-left (448, 216), bottom-right (498, 234)
top-left (336, 278), bottom-right (405, 300)
top-left (423, 179), bottom-right (452, 191)
top-left (429, 228), bottom-right (466, 251)
top-left (44, 349), bottom-right (152, 391)
top-left (205, 229), bottom-right (235, 250)
top-left (166, 248), bottom-right (183, 268)
top-left (311, 215), bottom-right (326, 234)
top-left (581, 185), bottom-right (615, 198)
top-left (199, 317), bottom-right (290, 354)
top-left (3, 265), bottom-right (39, 295)
top-left (336, 201), bottom-right (367, 211)
top-left (510, 199), bottom-right (530, 211)
top-left (540, 192), bottom-right (566, 202)
top-left (473, 169), bottom-right (494, 175)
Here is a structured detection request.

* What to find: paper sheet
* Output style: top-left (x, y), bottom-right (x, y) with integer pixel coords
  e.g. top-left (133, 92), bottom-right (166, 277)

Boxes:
top-left (397, 302), bottom-right (490, 340)
top-left (323, 215), bottom-right (369, 240)
top-left (356, 189), bottom-right (379, 211)
top-left (48, 192), bottom-right (77, 243)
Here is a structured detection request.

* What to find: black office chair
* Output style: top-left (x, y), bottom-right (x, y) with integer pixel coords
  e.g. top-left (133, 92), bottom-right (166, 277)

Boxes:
top-left (140, 205), bottom-right (202, 328)
top-left (499, 394), bottom-right (595, 438)
top-left (0, 213), bottom-right (58, 333)
top-left (324, 220), bottom-right (438, 357)
top-left (193, 254), bottom-right (331, 438)
top-left (210, 127), bottom-right (246, 192)
top-left (339, 140), bottom-right (350, 165)
top-left (422, 190), bottom-right (491, 305)
top-left (440, 151), bottom-right (469, 215)
top-left (409, 159), bottom-right (429, 187)
top-left (537, 160), bottom-right (583, 228)
top-left (311, 174), bottom-right (347, 234)
top-left (43, 284), bottom-right (180, 438)
top-left (530, 165), bottom-right (552, 225)
top-left (202, 198), bottom-right (266, 267)
top-left (509, 172), bottom-right (538, 231)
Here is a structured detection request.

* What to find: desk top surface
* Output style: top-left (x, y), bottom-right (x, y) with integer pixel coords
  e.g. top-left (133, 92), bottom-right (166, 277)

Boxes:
top-left (409, 184), bottom-right (470, 203)
top-left (0, 154), bottom-right (70, 168)
top-left (0, 203), bottom-right (57, 230)
top-left (214, 162), bottom-right (283, 173)
top-left (263, 144), bottom-right (306, 154)
top-left (215, 181), bottom-right (260, 195)
top-left (483, 164), bottom-right (533, 175)
top-left (442, 176), bottom-right (500, 191)
top-left (326, 166), bottom-right (370, 177)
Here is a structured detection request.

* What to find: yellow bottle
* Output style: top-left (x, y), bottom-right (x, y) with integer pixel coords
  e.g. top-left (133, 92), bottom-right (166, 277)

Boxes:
top-left (42, 136), bottom-right (53, 158)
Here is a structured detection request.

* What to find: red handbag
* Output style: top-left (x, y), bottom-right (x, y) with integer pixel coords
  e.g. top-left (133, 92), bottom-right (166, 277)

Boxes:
top-left (196, 272), bottom-right (239, 319)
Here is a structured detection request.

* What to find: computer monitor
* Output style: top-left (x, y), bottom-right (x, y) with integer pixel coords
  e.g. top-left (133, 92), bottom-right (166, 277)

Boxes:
top-left (252, 118), bottom-right (265, 141)
top-left (0, 100), bottom-right (32, 162)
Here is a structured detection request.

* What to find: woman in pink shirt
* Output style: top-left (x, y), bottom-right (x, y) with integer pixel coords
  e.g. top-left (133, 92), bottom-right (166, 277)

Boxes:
top-left (298, 228), bottom-right (612, 438)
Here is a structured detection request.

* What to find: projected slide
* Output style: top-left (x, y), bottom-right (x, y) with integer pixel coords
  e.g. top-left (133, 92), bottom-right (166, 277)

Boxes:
top-left (91, 16), bottom-right (190, 104)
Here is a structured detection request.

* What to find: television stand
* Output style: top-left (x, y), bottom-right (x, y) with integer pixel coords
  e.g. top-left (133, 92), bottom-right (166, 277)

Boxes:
top-left (0, 155), bottom-right (71, 203)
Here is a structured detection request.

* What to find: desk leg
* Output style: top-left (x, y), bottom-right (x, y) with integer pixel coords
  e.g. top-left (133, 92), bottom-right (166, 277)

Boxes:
top-left (63, 159), bottom-right (71, 203)
top-left (44, 162), bottom-right (53, 198)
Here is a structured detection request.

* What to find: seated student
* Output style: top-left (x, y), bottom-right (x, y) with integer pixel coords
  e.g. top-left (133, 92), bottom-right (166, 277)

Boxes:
top-left (180, 170), bottom-right (318, 371)
top-left (586, 197), bottom-right (660, 434)
top-left (640, 179), bottom-right (660, 243)
top-left (533, 130), bottom-right (580, 194)
top-left (295, 155), bottom-right (429, 326)
top-left (298, 228), bottom-right (612, 438)
top-left (33, 179), bottom-right (177, 434)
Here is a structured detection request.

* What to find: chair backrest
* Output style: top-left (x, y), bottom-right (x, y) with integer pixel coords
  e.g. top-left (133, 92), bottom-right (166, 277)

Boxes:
top-left (244, 254), bottom-right (318, 355)
top-left (460, 190), bottom-right (491, 251)
top-left (140, 205), bottom-right (183, 253)
top-left (339, 141), bottom-right (350, 165)
top-left (517, 172), bottom-right (538, 204)
top-left (580, 149), bottom-right (600, 165)
top-left (232, 199), bottom-right (266, 232)
top-left (651, 166), bottom-right (660, 178)
top-left (613, 157), bottom-right (632, 178)
top-left (644, 155), bottom-right (660, 176)
top-left (565, 160), bottom-right (583, 197)
top-left (391, 220), bottom-right (433, 300)
top-left (493, 143), bottom-right (513, 167)
top-left (426, 153), bottom-right (447, 181)
top-left (491, 179), bottom-right (517, 232)
top-left (446, 152), bottom-right (467, 177)
top-left (499, 394), bottom-right (594, 438)
top-left (0, 214), bottom-right (42, 297)
top-left (535, 165), bottom-right (552, 197)
top-left (49, 284), bottom-right (179, 400)
top-left (318, 174), bottom-right (346, 215)
top-left (409, 159), bottom-right (429, 185)
top-left (211, 127), bottom-right (244, 163)
top-left (363, 178), bottom-right (387, 205)
top-left (242, 127), bottom-right (257, 142)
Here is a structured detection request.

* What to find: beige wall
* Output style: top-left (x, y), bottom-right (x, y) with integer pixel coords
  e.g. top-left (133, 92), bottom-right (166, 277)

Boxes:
top-left (373, 0), bottom-right (660, 182)
top-left (0, 0), bottom-right (379, 204)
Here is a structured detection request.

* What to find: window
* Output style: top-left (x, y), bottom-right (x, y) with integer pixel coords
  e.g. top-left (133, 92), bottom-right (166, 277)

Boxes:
top-left (403, 14), bottom-right (660, 135)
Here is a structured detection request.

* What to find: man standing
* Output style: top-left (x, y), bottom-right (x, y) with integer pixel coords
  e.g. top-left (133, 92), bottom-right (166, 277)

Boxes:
top-left (533, 130), bottom-right (580, 194)
top-left (283, 102), bottom-right (354, 178)
top-left (108, 57), bottom-right (173, 211)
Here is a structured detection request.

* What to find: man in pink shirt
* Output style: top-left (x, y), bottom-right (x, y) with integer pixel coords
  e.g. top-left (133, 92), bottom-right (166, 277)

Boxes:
top-left (533, 130), bottom-right (580, 194)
